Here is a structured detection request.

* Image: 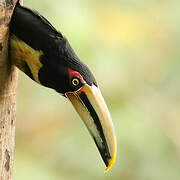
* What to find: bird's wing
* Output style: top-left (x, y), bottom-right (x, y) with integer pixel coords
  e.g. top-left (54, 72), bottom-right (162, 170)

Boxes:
top-left (10, 5), bottom-right (63, 52)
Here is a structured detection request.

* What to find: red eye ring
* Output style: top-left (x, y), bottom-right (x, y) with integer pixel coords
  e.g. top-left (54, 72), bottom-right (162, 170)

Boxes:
top-left (67, 68), bottom-right (85, 83)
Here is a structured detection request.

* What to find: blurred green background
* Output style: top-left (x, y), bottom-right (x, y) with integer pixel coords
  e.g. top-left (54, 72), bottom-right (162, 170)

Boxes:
top-left (14, 0), bottom-right (180, 179)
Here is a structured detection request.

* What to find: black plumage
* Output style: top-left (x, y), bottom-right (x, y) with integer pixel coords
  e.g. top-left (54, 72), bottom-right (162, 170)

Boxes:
top-left (9, 5), bottom-right (117, 171)
top-left (10, 5), bottom-right (97, 94)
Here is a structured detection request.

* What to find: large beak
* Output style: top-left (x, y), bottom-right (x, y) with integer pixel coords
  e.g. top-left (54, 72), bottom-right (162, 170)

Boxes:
top-left (65, 84), bottom-right (117, 172)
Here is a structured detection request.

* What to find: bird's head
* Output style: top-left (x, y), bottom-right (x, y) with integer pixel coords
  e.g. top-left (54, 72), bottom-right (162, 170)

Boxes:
top-left (39, 37), bottom-right (117, 171)
top-left (65, 69), bottom-right (116, 172)
top-left (50, 39), bottom-right (117, 171)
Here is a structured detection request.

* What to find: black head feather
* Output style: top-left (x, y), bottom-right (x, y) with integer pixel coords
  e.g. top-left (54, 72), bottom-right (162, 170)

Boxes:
top-left (10, 5), bottom-right (97, 94)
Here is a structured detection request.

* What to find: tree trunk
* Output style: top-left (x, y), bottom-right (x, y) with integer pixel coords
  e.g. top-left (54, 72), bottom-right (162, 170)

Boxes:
top-left (0, 0), bottom-right (20, 179)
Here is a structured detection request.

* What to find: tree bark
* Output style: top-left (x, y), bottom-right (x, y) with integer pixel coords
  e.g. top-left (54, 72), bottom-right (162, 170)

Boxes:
top-left (0, 0), bottom-right (19, 179)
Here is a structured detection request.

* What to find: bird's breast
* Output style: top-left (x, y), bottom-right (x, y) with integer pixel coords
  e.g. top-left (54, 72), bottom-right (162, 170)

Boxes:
top-left (10, 34), bottom-right (43, 84)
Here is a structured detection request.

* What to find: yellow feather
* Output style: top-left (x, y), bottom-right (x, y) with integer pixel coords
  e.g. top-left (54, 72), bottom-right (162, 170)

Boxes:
top-left (10, 35), bottom-right (43, 84)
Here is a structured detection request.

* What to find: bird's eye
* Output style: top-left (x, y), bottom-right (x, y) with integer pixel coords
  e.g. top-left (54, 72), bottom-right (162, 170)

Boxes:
top-left (72, 78), bottom-right (79, 86)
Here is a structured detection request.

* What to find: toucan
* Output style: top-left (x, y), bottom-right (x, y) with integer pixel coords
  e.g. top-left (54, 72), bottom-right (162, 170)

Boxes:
top-left (9, 4), bottom-right (116, 172)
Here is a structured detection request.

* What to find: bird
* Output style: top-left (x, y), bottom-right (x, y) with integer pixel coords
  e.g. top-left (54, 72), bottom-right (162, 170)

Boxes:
top-left (9, 4), bottom-right (116, 172)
